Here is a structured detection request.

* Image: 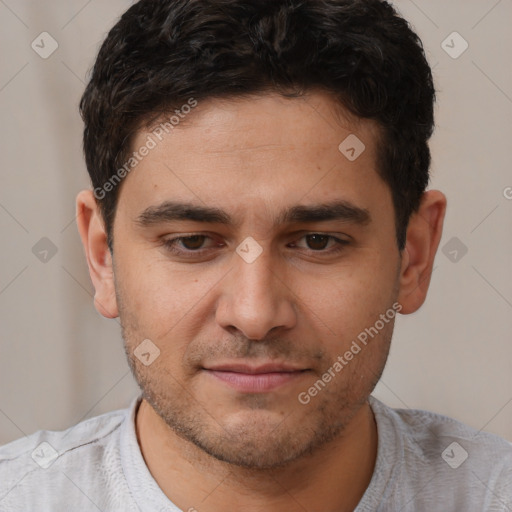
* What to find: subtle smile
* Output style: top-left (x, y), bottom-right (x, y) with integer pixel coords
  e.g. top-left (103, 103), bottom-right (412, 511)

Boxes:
top-left (203, 363), bottom-right (309, 392)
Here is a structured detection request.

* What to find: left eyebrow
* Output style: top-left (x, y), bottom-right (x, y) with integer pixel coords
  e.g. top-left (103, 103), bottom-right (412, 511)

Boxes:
top-left (135, 199), bottom-right (372, 229)
top-left (280, 200), bottom-right (371, 226)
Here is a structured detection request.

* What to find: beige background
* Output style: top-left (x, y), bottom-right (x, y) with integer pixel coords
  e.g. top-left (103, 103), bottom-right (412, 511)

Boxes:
top-left (0, 0), bottom-right (511, 446)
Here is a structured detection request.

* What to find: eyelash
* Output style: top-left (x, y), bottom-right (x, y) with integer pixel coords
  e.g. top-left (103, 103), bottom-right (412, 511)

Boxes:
top-left (161, 234), bottom-right (350, 258)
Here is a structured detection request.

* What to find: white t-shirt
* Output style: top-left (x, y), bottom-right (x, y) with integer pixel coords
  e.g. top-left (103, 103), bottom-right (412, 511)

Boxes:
top-left (1, 395), bottom-right (511, 511)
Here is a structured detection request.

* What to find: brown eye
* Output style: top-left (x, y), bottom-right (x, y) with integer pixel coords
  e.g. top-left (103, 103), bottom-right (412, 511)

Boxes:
top-left (162, 235), bottom-right (215, 256)
top-left (290, 234), bottom-right (350, 255)
top-left (178, 235), bottom-right (207, 250)
top-left (304, 234), bottom-right (330, 251)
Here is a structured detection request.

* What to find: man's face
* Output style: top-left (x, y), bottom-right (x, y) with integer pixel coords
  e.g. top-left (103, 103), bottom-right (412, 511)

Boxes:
top-left (112, 91), bottom-right (402, 468)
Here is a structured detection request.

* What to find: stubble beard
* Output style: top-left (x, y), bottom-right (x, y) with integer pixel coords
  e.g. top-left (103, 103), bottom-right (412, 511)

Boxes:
top-left (120, 316), bottom-right (392, 470)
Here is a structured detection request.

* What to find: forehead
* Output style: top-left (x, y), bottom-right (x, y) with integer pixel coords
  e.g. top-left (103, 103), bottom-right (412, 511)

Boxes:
top-left (116, 90), bottom-right (391, 226)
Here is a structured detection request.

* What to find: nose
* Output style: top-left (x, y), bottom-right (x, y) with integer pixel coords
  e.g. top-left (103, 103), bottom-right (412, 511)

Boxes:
top-left (215, 244), bottom-right (297, 340)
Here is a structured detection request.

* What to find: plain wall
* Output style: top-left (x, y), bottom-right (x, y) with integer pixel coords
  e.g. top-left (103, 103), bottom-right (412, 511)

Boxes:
top-left (0, 0), bottom-right (511, 445)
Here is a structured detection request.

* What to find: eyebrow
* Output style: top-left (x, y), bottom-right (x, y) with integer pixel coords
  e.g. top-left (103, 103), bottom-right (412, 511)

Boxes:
top-left (135, 199), bottom-right (371, 229)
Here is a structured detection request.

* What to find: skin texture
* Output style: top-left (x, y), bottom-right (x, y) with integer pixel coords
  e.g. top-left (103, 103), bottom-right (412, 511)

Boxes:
top-left (76, 90), bottom-right (446, 512)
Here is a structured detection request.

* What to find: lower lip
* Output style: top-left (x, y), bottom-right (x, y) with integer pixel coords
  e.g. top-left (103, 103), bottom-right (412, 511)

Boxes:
top-left (205, 370), bottom-right (306, 392)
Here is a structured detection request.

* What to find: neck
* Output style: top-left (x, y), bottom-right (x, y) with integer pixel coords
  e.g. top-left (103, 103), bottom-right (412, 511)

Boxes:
top-left (135, 398), bottom-right (378, 512)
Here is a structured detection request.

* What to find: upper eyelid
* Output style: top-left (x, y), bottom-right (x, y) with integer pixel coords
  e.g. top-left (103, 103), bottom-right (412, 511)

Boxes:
top-left (164, 233), bottom-right (349, 248)
top-left (165, 229), bottom-right (350, 239)
top-left (165, 232), bottom-right (346, 240)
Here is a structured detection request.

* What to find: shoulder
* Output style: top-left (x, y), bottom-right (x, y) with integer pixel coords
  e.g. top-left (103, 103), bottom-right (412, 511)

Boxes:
top-left (368, 395), bottom-right (512, 510)
top-left (375, 397), bottom-right (512, 459)
top-left (0, 406), bottom-right (127, 467)
top-left (0, 404), bottom-right (134, 511)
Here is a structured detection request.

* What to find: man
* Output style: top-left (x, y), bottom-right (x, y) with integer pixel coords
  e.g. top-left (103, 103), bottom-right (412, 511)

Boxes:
top-left (1, 0), bottom-right (511, 510)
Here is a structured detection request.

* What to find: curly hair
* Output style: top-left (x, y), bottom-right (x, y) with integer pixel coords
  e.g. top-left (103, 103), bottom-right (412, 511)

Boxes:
top-left (79, 0), bottom-right (435, 252)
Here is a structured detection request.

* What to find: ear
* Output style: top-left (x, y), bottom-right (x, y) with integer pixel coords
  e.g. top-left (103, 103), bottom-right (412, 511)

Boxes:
top-left (76, 189), bottom-right (119, 318)
top-left (397, 190), bottom-right (447, 314)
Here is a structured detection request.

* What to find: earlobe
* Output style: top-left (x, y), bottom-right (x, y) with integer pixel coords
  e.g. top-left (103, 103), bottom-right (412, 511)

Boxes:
top-left (397, 190), bottom-right (447, 315)
top-left (76, 189), bottom-right (119, 319)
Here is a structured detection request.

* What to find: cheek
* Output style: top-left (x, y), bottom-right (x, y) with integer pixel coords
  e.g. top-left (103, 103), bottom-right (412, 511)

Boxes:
top-left (115, 253), bottom-right (172, 329)
top-left (116, 254), bottom-right (217, 344)
top-left (300, 255), bottom-right (397, 343)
